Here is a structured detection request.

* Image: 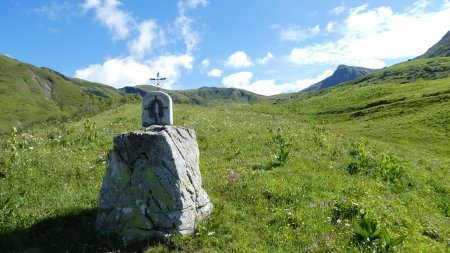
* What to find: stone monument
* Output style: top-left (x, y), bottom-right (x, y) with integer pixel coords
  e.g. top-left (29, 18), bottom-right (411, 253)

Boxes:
top-left (96, 88), bottom-right (213, 243)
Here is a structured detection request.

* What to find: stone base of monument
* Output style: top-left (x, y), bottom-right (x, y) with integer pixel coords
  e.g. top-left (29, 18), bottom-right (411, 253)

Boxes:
top-left (96, 125), bottom-right (213, 243)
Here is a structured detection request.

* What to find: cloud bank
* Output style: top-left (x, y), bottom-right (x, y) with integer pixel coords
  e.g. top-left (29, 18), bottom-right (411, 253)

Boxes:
top-left (289, 2), bottom-right (450, 68)
top-left (221, 70), bottom-right (333, 96)
top-left (76, 0), bottom-right (206, 88)
top-left (74, 0), bottom-right (449, 94)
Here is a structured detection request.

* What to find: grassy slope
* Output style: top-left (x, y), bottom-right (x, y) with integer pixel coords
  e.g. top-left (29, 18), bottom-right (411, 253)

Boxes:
top-left (0, 55), bottom-right (125, 133)
top-left (257, 57), bottom-right (450, 162)
top-left (0, 101), bottom-right (448, 252)
top-left (133, 85), bottom-right (265, 105)
top-left (71, 78), bottom-right (125, 98)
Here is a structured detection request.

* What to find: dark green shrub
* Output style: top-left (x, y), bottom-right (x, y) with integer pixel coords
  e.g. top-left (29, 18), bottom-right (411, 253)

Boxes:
top-left (82, 119), bottom-right (98, 143)
top-left (378, 154), bottom-right (404, 185)
top-left (347, 139), bottom-right (375, 174)
top-left (353, 218), bottom-right (405, 252)
top-left (347, 139), bottom-right (404, 188)
top-left (268, 128), bottom-right (290, 165)
top-left (331, 199), bottom-right (365, 223)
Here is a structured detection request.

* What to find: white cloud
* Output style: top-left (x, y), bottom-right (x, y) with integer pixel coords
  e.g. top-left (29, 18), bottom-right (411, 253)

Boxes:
top-left (178, 0), bottom-right (208, 14)
top-left (326, 22), bottom-right (336, 33)
top-left (222, 71), bottom-right (253, 87)
top-left (201, 59), bottom-right (210, 68)
top-left (174, 0), bottom-right (208, 53)
top-left (225, 51), bottom-right (253, 68)
top-left (289, 1), bottom-right (450, 68)
top-left (128, 20), bottom-right (165, 58)
top-left (34, 1), bottom-right (77, 21)
top-left (148, 54), bottom-right (194, 88)
top-left (82, 0), bottom-right (205, 52)
top-left (207, 68), bottom-right (223, 77)
top-left (269, 24), bottom-right (280, 30)
top-left (297, 70), bottom-right (334, 91)
top-left (221, 71), bottom-right (333, 96)
top-left (277, 25), bottom-right (321, 42)
top-left (408, 0), bottom-right (431, 14)
top-left (82, 0), bottom-right (133, 40)
top-left (330, 3), bottom-right (346, 15)
top-left (445, 0), bottom-right (450, 8)
top-left (77, 0), bottom-right (207, 88)
top-left (187, 0), bottom-right (208, 8)
top-left (75, 58), bottom-right (152, 87)
top-left (175, 15), bottom-right (200, 53)
top-left (258, 52), bottom-right (274, 65)
top-left (75, 55), bottom-right (193, 88)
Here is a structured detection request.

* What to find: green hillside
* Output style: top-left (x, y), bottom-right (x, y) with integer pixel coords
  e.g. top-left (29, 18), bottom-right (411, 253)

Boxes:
top-left (0, 55), bottom-right (129, 133)
top-left (256, 57), bottom-right (450, 161)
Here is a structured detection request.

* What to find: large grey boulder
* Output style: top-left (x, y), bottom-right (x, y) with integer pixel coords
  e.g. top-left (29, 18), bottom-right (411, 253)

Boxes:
top-left (96, 125), bottom-right (213, 243)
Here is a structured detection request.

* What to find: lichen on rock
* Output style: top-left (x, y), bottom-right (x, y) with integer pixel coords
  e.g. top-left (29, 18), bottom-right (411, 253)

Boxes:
top-left (96, 125), bottom-right (213, 243)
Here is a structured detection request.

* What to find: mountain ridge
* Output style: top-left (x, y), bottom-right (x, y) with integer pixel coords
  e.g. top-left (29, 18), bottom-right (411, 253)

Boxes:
top-left (120, 85), bottom-right (265, 105)
top-left (303, 65), bottom-right (379, 92)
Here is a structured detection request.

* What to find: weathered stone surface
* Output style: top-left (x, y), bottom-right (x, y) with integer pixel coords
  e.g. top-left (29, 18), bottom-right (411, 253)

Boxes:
top-left (142, 91), bottom-right (173, 126)
top-left (96, 126), bottom-right (213, 243)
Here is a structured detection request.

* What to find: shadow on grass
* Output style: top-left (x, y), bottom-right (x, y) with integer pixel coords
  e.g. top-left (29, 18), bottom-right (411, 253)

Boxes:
top-left (0, 209), bottom-right (106, 253)
top-left (251, 161), bottom-right (283, 171)
top-left (0, 209), bottom-right (172, 253)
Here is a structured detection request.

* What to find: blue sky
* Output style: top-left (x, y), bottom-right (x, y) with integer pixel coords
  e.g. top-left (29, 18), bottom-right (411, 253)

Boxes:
top-left (1, 0), bottom-right (449, 95)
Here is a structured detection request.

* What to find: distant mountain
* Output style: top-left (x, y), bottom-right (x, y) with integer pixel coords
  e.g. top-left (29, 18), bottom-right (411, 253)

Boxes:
top-left (0, 55), bottom-right (126, 132)
top-left (303, 65), bottom-right (378, 92)
top-left (416, 30), bottom-right (450, 59)
top-left (120, 86), bottom-right (147, 97)
top-left (120, 85), bottom-right (264, 105)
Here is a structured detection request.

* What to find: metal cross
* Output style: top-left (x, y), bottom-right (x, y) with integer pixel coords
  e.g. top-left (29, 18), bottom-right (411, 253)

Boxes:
top-left (149, 72), bottom-right (167, 91)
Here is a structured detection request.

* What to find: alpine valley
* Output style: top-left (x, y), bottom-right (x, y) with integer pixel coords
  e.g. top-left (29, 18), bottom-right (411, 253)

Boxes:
top-left (0, 31), bottom-right (449, 252)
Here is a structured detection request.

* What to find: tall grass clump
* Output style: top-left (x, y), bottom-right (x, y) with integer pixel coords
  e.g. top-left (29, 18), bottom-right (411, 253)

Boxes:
top-left (268, 127), bottom-right (290, 166)
top-left (347, 139), bottom-right (405, 188)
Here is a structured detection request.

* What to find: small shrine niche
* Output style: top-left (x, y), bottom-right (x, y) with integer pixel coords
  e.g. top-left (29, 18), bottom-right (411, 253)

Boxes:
top-left (142, 91), bottom-right (173, 126)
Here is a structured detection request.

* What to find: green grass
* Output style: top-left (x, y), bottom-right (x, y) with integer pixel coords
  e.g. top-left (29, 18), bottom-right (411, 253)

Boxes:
top-left (0, 55), bottom-right (449, 252)
top-left (0, 101), bottom-right (448, 252)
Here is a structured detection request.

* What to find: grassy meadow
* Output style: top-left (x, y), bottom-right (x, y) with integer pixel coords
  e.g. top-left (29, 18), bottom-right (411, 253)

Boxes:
top-left (0, 99), bottom-right (448, 252)
top-left (256, 58), bottom-right (450, 163)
